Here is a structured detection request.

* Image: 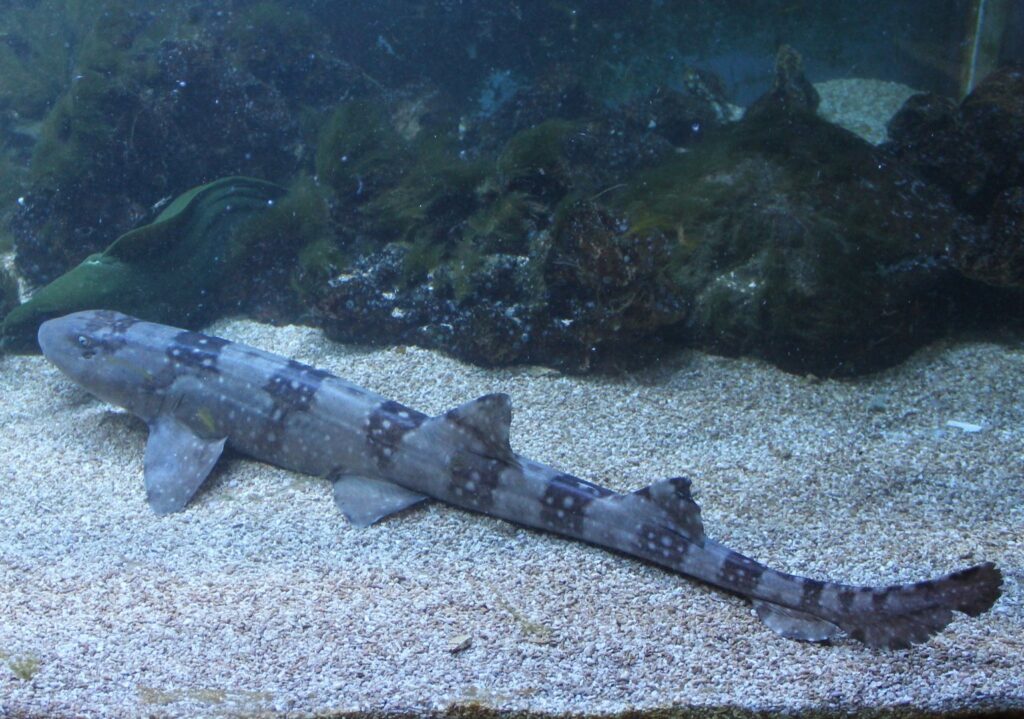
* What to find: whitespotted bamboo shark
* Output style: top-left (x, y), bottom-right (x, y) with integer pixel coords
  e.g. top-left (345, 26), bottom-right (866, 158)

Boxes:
top-left (38, 310), bottom-right (1002, 649)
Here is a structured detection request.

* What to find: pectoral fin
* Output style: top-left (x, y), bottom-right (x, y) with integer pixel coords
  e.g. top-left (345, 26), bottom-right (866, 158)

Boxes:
top-left (144, 417), bottom-right (226, 515)
top-left (332, 474), bottom-right (429, 527)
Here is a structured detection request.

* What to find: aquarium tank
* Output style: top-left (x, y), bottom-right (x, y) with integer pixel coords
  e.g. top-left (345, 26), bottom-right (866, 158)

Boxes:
top-left (1, 0), bottom-right (1021, 373)
top-left (0, 1), bottom-right (1021, 717)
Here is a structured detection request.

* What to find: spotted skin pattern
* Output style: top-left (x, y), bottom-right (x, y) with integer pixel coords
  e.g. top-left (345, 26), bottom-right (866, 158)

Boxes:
top-left (37, 310), bottom-right (1004, 650)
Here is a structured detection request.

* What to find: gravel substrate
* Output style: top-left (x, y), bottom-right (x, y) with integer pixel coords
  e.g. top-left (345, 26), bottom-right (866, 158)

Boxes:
top-left (1, 319), bottom-right (1021, 719)
top-left (816, 78), bottom-right (921, 144)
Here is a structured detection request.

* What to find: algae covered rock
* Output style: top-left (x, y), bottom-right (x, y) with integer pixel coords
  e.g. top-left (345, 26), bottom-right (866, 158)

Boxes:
top-left (886, 68), bottom-right (1024, 294)
top-left (618, 107), bottom-right (968, 375)
top-left (1, 176), bottom-right (284, 351)
top-left (954, 187), bottom-right (1024, 289)
top-left (886, 67), bottom-right (1024, 218)
top-left (12, 10), bottom-right (300, 286)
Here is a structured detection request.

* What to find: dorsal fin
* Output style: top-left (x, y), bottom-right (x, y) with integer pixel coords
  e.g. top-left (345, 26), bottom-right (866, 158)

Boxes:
top-left (427, 393), bottom-right (515, 463)
top-left (613, 476), bottom-right (704, 543)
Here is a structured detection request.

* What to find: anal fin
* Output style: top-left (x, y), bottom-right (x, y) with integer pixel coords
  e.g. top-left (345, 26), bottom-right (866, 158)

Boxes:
top-left (144, 417), bottom-right (226, 515)
top-left (752, 599), bottom-right (843, 642)
top-left (332, 474), bottom-right (430, 527)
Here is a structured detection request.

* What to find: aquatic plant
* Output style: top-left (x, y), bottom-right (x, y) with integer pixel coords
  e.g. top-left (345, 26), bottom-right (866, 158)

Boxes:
top-left (315, 99), bottom-right (408, 201)
top-left (1, 177), bottom-right (284, 351)
top-left (495, 119), bottom-right (577, 199)
top-left (367, 135), bottom-right (488, 243)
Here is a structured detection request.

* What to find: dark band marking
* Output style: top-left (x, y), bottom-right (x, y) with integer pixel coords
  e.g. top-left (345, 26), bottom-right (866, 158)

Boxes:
top-left (264, 361), bottom-right (330, 415)
top-left (636, 522), bottom-right (690, 566)
top-left (168, 331), bottom-right (229, 372)
top-left (83, 310), bottom-right (139, 338)
top-left (77, 311), bottom-right (139, 357)
top-left (539, 474), bottom-right (603, 533)
top-left (798, 577), bottom-right (826, 611)
top-left (871, 589), bottom-right (891, 612)
top-left (720, 553), bottom-right (764, 595)
top-left (367, 400), bottom-right (427, 469)
top-left (449, 456), bottom-right (502, 511)
top-left (256, 361), bottom-right (333, 451)
top-left (837, 589), bottom-right (858, 613)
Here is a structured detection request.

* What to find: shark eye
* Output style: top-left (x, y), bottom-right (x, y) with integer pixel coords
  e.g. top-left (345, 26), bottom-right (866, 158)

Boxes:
top-left (76, 334), bottom-right (97, 358)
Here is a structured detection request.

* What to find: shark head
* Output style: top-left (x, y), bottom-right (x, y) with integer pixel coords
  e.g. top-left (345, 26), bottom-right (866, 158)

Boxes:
top-left (38, 310), bottom-right (162, 417)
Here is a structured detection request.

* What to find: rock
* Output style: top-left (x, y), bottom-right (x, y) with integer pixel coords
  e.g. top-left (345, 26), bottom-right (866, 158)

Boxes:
top-left (886, 66), bottom-right (1024, 217)
top-left (11, 20), bottom-right (300, 286)
top-left (745, 45), bottom-right (820, 120)
top-left (954, 187), bottom-right (1024, 288)
top-left (618, 107), bottom-right (969, 375)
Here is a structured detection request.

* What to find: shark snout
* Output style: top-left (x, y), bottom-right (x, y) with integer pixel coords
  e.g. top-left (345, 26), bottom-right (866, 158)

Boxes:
top-left (36, 316), bottom-right (66, 359)
top-left (37, 313), bottom-right (89, 370)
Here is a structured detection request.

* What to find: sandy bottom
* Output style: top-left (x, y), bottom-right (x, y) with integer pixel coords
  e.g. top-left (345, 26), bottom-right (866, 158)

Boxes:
top-left (1, 319), bottom-right (1021, 718)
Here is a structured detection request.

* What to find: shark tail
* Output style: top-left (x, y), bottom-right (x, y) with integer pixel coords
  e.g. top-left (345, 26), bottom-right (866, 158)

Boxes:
top-left (752, 561), bottom-right (1003, 649)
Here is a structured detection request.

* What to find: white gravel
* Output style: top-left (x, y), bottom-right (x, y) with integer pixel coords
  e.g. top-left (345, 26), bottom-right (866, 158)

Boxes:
top-left (816, 78), bottom-right (921, 144)
top-left (1, 320), bottom-right (1021, 717)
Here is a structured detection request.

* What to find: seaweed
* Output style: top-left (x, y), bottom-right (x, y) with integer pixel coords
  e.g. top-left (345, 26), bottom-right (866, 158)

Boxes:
top-left (495, 119), bottom-right (577, 199)
top-left (367, 136), bottom-right (488, 243)
top-left (1, 176), bottom-right (285, 351)
top-left (315, 99), bottom-right (408, 201)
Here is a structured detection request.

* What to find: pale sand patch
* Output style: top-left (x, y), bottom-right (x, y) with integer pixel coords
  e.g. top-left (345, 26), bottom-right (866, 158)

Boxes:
top-left (816, 78), bottom-right (921, 145)
top-left (1, 319), bottom-right (1021, 717)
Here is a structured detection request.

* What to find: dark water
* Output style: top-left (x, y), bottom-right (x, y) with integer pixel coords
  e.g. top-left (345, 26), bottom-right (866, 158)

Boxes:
top-left (1, 0), bottom-right (1021, 375)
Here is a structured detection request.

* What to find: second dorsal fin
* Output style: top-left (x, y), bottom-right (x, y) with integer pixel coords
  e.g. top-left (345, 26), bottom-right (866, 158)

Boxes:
top-left (426, 393), bottom-right (515, 462)
top-left (612, 476), bottom-right (704, 543)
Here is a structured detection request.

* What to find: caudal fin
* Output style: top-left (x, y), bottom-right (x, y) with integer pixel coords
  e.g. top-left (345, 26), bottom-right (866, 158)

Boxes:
top-left (833, 562), bottom-right (1003, 649)
top-left (755, 562), bottom-right (1003, 649)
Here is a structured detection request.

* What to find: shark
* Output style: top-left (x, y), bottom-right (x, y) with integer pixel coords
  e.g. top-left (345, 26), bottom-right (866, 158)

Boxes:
top-left (37, 309), bottom-right (1002, 649)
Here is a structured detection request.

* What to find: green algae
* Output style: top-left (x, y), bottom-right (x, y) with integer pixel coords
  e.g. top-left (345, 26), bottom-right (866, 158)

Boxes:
top-left (366, 135), bottom-right (489, 243)
top-left (463, 191), bottom-right (546, 254)
top-left (29, 5), bottom-right (176, 192)
top-left (0, 176), bottom-right (285, 351)
top-left (496, 119), bottom-right (577, 196)
top-left (315, 99), bottom-right (408, 200)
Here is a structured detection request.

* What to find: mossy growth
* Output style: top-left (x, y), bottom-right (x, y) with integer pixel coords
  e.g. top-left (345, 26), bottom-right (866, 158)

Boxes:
top-left (0, 0), bottom-right (95, 120)
top-left (440, 238), bottom-right (489, 302)
top-left (397, 233), bottom-right (447, 288)
top-left (495, 119), bottom-right (577, 198)
top-left (614, 128), bottom-right (741, 241)
top-left (29, 4), bottom-right (172, 191)
top-left (462, 191), bottom-right (546, 255)
top-left (280, 179), bottom-right (349, 302)
top-left (315, 99), bottom-right (408, 200)
top-left (367, 135), bottom-right (489, 240)
top-left (230, 175), bottom-right (330, 268)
